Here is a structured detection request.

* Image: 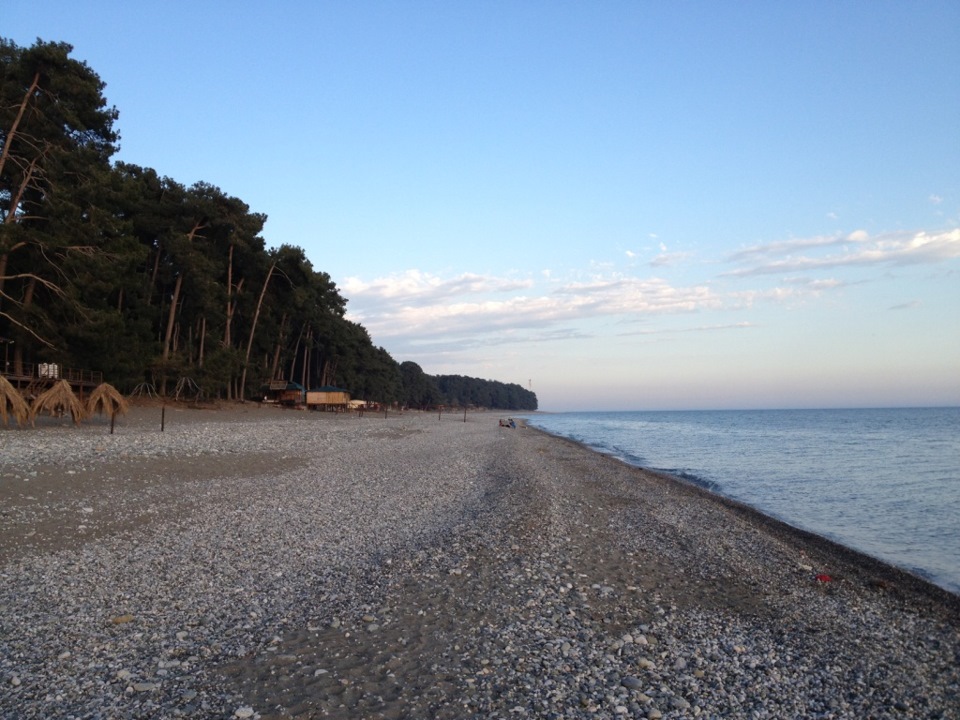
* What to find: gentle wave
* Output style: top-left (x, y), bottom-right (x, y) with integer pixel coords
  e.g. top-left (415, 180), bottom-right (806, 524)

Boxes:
top-left (525, 408), bottom-right (960, 594)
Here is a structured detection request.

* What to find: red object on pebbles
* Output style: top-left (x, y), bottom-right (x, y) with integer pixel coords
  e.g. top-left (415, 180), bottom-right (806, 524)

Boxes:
top-left (815, 574), bottom-right (833, 583)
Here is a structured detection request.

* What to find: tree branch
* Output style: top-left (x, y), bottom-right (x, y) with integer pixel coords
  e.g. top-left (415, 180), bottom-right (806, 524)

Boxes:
top-left (0, 70), bottom-right (41, 180)
top-left (0, 308), bottom-right (56, 348)
top-left (0, 271), bottom-right (67, 298)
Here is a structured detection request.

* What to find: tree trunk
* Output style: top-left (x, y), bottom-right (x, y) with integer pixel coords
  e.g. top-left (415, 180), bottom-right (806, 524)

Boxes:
top-left (224, 278), bottom-right (244, 348)
top-left (269, 312), bottom-right (287, 381)
top-left (223, 244), bottom-right (233, 347)
top-left (147, 241), bottom-right (162, 306)
top-left (22, 275), bottom-right (36, 319)
top-left (239, 261), bottom-right (275, 401)
top-left (161, 221), bottom-right (205, 362)
top-left (0, 71), bottom-right (41, 180)
top-left (270, 343), bottom-right (282, 381)
top-left (161, 274), bottom-right (183, 361)
top-left (198, 315), bottom-right (206, 369)
top-left (13, 343), bottom-right (24, 376)
top-left (10, 276), bottom-right (38, 374)
top-left (301, 328), bottom-right (311, 389)
top-left (0, 253), bottom-right (7, 310)
top-left (288, 323), bottom-right (304, 382)
top-left (3, 154), bottom-right (41, 231)
top-left (0, 241), bottom-right (29, 309)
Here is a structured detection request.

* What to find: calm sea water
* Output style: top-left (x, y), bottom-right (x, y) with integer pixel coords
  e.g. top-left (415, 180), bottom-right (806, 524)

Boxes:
top-left (523, 408), bottom-right (960, 595)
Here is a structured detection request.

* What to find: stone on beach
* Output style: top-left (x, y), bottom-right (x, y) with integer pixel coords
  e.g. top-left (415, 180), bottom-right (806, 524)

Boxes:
top-left (0, 404), bottom-right (958, 719)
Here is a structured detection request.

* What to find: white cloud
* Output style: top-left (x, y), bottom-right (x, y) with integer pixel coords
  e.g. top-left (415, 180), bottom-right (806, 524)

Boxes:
top-left (344, 269), bottom-right (720, 342)
top-left (725, 229), bottom-right (960, 277)
top-left (554, 277), bottom-right (718, 314)
top-left (782, 277), bottom-right (847, 291)
top-left (728, 287), bottom-right (803, 307)
top-left (889, 300), bottom-right (922, 311)
top-left (342, 226), bottom-right (959, 368)
top-left (342, 270), bottom-right (533, 309)
top-left (929, 194), bottom-right (943, 205)
top-left (727, 277), bottom-right (852, 307)
top-left (728, 230), bottom-right (870, 263)
top-left (649, 251), bottom-right (692, 268)
top-left (619, 321), bottom-right (754, 337)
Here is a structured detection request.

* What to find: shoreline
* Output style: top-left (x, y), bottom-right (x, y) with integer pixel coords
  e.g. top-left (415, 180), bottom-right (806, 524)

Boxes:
top-left (523, 408), bottom-right (960, 602)
top-left (529, 423), bottom-right (960, 611)
top-left (2, 406), bottom-right (958, 718)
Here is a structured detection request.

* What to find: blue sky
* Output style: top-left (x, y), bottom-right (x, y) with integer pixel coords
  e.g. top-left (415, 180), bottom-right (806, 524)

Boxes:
top-left (6, 1), bottom-right (959, 410)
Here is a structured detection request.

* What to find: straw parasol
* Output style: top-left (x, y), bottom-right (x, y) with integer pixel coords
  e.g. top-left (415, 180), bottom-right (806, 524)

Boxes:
top-left (87, 382), bottom-right (129, 433)
top-left (30, 379), bottom-right (87, 426)
top-left (0, 375), bottom-right (30, 427)
top-left (87, 382), bottom-right (129, 417)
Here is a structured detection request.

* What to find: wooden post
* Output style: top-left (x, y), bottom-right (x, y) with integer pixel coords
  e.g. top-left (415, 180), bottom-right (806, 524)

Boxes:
top-left (110, 411), bottom-right (116, 435)
top-left (463, 406), bottom-right (467, 423)
top-left (161, 405), bottom-right (165, 432)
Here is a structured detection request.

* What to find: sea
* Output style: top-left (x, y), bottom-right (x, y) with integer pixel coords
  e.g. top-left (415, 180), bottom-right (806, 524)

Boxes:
top-left (521, 407), bottom-right (960, 595)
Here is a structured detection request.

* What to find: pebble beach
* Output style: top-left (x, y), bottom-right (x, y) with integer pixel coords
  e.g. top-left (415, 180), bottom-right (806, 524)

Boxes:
top-left (1, 404), bottom-right (958, 719)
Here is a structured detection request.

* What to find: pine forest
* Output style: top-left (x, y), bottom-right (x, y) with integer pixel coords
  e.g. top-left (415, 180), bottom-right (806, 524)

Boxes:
top-left (0, 38), bottom-right (537, 411)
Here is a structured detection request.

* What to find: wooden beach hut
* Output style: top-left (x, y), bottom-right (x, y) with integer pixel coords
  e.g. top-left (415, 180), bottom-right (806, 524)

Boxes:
top-left (261, 380), bottom-right (305, 406)
top-left (306, 385), bottom-right (351, 411)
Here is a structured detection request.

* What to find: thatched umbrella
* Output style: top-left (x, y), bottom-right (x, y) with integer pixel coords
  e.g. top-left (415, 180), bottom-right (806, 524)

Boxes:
top-left (30, 379), bottom-right (87, 426)
top-left (87, 382), bottom-right (129, 434)
top-left (0, 375), bottom-right (30, 427)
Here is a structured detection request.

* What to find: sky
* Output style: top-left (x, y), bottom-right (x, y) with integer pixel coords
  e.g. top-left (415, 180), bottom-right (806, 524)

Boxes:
top-left (5, 1), bottom-right (959, 411)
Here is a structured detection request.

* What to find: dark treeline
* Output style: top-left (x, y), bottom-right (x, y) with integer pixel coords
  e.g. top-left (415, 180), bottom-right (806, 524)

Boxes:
top-left (399, 362), bottom-right (537, 411)
top-left (0, 38), bottom-right (537, 411)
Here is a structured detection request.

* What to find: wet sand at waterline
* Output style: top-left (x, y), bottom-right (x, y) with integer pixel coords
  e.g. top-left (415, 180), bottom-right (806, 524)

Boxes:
top-left (1, 404), bottom-right (958, 718)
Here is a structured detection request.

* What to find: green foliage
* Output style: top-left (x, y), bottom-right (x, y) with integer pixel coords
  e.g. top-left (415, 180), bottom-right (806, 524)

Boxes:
top-left (433, 374), bottom-right (538, 411)
top-left (0, 37), bottom-right (538, 411)
top-left (1, 37), bottom-right (120, 357)
top-left (400, 361), bottom-right (441, 408)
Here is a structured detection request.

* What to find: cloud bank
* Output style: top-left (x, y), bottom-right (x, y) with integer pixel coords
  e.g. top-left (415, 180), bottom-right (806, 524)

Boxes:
top-left (341, 227), bottom-right (960, 366)
top-left (344, 270), bottom-right (720, 342)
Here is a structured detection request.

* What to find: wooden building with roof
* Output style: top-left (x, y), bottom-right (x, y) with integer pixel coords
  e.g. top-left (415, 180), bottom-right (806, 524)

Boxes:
top-left (261, 380), bottom-right (305, 405)
top-left (306, 385), bottom-right (351, 410)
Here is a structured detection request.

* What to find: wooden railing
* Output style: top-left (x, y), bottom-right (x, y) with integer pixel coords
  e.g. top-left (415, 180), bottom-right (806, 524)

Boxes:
top-left (1, 362), bottom-right (103, 388)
